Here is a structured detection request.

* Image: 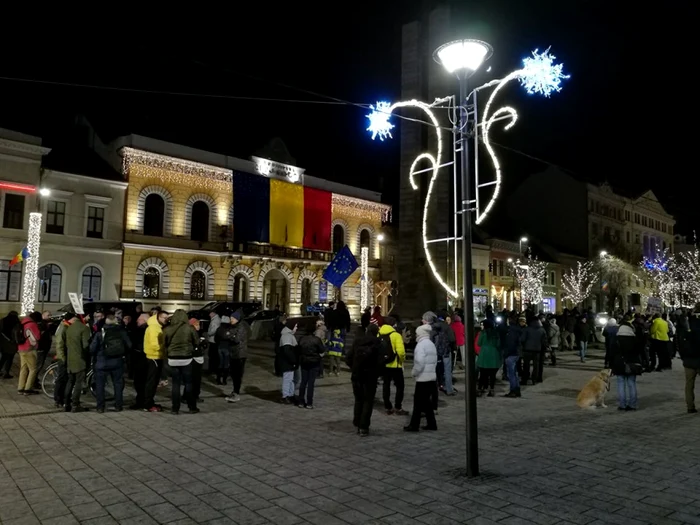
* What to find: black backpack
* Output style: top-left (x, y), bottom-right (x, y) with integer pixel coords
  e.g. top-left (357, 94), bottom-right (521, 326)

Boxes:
top-left (378, 333), bottom-right (398, 365)
top-left (14, 322), bottom-right (27, 345)
top-left (102, 328), bottom-right (125, 358)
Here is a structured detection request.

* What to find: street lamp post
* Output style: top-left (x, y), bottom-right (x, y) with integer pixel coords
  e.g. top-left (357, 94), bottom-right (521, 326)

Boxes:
top-left (435, 38), bottom-right (492, 478)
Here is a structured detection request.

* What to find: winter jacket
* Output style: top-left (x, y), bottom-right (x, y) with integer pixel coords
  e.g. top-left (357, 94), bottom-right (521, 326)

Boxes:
top-left (298, 334), bottom-right (325, 368)
top-left (131, 323), bottom-right (147, 353)
top-left (346, 332), bottom-right (382, 383)
top-left (451, 320), bottom-right (466, 347)
top-left (547, 321), bottom-right (561, 348)
top-left (412, 325), bottom-right (437, 382)
top-left (521, 321), bottom-right (548, 353)
top-left (53, 321), bottom-right (70, 361)
top-left (207, 314), bottom-right (221, 343)
top-left (650, 317), bottom-right (669, 341)
top-left (18, 317), bottom-right (40, 352)
top-left (682, 315), bottom-right (700, 369)
top-left (611, 323), bottom-right (644, 376)
top-left (215, 323), bottom-right (239, 354)
top-left (504, 324), bottom-right (524, 358)
top-left (90, 324), bottom-right (132, 370)
top-left (378, 324), bottom-right (405, 369)
top-left (574, 320), bottom-right (590, 341)
top-left (278, 326), bottom-right (299, 372)
top-left (63, 320), bottom-right (91, 373)
top-left (164, 310), bottom-right (198, 359)
top-left (144, 315), bottom-right (166, 360)
top-left (231, 321), bottom-right (251, 359)
top-left (476, 329), bottom-right (502, 369)
top-left (432, 319), bottom-right (456, 359)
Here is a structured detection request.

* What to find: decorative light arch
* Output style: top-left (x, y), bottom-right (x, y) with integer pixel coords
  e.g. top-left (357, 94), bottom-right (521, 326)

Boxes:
top-left (356, 223), bottom-right (376, 258)
top-left (135, 257), bottom-right (170, 297)
top-left (257, 262), bottom-right (293, 303)
top-left (227, 264), bottom-right (254, 301)
top-left (184, 261), bottom-right (215, 300)
top-left (184, 193), bottom-right (218, 241)
top-left (297, 268), bottom-right (320, 304)
top-left (136, 186), bottom-right (173, 236)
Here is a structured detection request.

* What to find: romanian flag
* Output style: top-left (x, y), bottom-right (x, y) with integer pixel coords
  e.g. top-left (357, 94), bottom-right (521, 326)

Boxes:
top-left (9, 247), bottom-right (30, 267)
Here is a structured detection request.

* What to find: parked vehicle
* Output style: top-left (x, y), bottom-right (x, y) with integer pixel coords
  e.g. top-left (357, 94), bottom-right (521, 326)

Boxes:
top-left (188, 301), bottom-right (263, 332)
top-left (52, 301), bottom-right (143, 322)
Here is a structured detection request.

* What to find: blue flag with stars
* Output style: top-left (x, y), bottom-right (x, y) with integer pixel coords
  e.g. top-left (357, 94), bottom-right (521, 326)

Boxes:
top-left (323, 245), bottom-right (358, 288)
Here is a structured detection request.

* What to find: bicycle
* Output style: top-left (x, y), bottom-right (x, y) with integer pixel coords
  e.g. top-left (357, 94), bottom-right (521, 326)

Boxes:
top-left (41, 360), bottom-right (122, 401)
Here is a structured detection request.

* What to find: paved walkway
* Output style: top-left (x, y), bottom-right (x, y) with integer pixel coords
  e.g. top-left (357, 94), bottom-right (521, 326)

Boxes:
top-left (1, 343), bottom-right (699, 525)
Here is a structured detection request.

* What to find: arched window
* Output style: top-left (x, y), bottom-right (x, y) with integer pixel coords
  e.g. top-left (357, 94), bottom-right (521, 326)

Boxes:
top-left (144, 194), bottom-right (165, 237)
top-left (332, 224), bottom-right (344, 253)
top-left (81, 266), bottom-right (102, 301)
top-left (301, 278), bottom-right (312, 306)
top-left (191, 270), bottom-right (206, 300)
top-left (143, 267), bottom-right (160, 298)
top-left (233, 274), bottom-right (248, 301)
top-left (360, 229), bottom-right (371, 249)
top-left (191, 201), bottom-right (210, 242)
top-left (38, 264), bottom-right (62, 303)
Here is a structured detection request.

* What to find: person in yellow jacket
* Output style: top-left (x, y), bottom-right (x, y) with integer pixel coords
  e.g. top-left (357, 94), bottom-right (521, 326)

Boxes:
top-left (649, 313), bottom-right (671, 372)
top-left (379, 316), bottom-right (407, 415)
top-left (144, 310), bottom-right (168, 412)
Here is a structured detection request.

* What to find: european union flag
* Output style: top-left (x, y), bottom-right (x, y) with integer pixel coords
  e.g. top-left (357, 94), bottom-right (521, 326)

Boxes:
top-left (323, 245), bottom-right (358, 288)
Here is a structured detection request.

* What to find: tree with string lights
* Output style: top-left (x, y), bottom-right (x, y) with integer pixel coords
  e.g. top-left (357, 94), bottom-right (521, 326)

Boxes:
top-left (515, 253), bottom-right (547, 308)
top-left (562, 260), bottom-right (598, 307)
top-left (677, 246), bottom-right (700, 306)
top-left (640, 246), bottom-right (681, 307)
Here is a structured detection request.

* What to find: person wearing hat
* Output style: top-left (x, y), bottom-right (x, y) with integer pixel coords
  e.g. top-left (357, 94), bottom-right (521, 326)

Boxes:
top-left (226, 309), bottom-right (251, 403)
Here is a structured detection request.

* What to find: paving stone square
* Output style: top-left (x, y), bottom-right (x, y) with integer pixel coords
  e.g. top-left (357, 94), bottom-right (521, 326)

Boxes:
top-left (2, 342), bottom-right (700, 524)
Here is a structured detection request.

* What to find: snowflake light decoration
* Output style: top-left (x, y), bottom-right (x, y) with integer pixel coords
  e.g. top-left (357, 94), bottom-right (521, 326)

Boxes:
top-left (519, 47), bottom-right (570, 97)
top-left (366, 101), bottom-right (394, 141)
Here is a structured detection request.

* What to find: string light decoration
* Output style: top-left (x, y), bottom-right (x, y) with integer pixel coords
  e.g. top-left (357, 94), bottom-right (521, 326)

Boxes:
top-left (561, 260), bottom-right (598, 306)
top-left (332, 194), bottom-right (392, 223)
top-left (515, 254), bottom-right (547, 307)
top-left (21, 212), bottom-right (42, 315)
top-left (360, 246), bottom-right (369, 310)
top-left (641, 245), bottom-right (700, 308)
top-left (678, 246), bottom-right (700, 306)
top-left (365, 48), bottom-right (567, 298)
top-left (121, 147), bottom-right (233, 185)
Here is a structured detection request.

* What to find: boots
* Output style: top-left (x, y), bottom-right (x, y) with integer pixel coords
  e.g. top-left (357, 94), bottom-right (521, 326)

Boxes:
top-left (219, 370), bottom-right (228, 386)
top-left (487, 389), bottom-right (495, 397)
top-left (504, 389), bottom-right (521, 398)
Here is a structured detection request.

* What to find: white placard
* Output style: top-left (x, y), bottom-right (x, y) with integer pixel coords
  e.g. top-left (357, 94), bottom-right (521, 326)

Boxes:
top-left (68, 292), bottom-right (84, 315)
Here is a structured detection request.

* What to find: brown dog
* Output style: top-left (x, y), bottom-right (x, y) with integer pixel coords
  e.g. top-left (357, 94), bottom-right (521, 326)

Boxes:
top-left (576, 369), bottom-right (612, 409)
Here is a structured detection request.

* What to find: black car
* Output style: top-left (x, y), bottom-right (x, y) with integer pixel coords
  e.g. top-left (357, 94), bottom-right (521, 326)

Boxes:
top-left (52, 300), bottom-right (144, 322)
top-left (189, 301), bottom-right (263, 332)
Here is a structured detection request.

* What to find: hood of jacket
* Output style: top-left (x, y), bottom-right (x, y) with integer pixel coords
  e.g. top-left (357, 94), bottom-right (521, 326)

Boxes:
top-left (169, 310), bottom-right (189, 328)
top-left (280, 326), bottom-right (298, 346)
top-left (617, 323), bottom-right (635, 337)
top-left (415, 324), bottom-right (432, 342)
top-left (378, 324), bottom-right (396, 336)
top-left (144, 314), bottom-right (166, 359)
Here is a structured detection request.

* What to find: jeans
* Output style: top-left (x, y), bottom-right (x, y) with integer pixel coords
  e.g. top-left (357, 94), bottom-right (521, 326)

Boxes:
top-left (171, 362), bottom-right (196, 412)
top-left (522, 351), bottom-right (541, 383)
top-left (299, 366), bottom-right (318, 406)
top-left (442, 356), bottom-right (454, 394)
top-left (18, 350), bottom-right (38, 391)
top-left (218, 347), bottom-right (230, 372)
top-left (329, 355), bottom-right (342, 374)
top-left (64, 369), bottom-right (86, 409)
top-left (579, 341), bottom-right (588, 360)
top-left (408, 381), bottom-right (437, 430)
top-left (505, 356), bottom-right (520, 391)
top-left (383, 367), bottom-right (404, 410)
top-left (144, 359), bottom-right (164, 409)
top-left (352, 381), bottom-right (377, 430)
top-left (54, 361), bottom-right (68, 405)
top-left (616, 375), bottom-right (637, 409)
top-left (282, 370), bottom-right (295, 398)
top-left (684, 367), bottom-right (699, 411)
top-left (191, 360), bottom-right (202, 402)
top-left (230, 358), bottom-right (246, 395)
top-left (95, 363), bottom-right (124, 410)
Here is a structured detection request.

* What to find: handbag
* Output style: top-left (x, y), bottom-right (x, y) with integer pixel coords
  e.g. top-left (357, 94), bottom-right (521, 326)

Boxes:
top-left (624, 362), bottom-right (643, 375)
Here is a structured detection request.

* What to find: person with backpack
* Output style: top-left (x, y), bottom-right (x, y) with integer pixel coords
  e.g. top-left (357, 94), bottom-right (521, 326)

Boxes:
top-left (17, 312), bottom-right (42, 395)
top-left (90, 314), bottom-right (131, 413)
top-left (346, 324), bottom-right (382, 436)
top-left (164, 309), bottom-right (201, 415)
top-left (378, 316), bottom-right (407, 415)
top-left (404, 323), bottom-right (438, 432)
top-left (0, 311), bottom-right (22, 379)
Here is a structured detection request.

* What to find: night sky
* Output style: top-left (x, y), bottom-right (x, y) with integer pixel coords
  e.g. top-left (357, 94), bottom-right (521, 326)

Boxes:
top-left (0, 2), bottom-right (693, 235)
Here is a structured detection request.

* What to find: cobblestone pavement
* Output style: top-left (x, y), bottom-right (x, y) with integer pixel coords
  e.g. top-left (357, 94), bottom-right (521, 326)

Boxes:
top-left (1, 343), bottom-right (699, 525)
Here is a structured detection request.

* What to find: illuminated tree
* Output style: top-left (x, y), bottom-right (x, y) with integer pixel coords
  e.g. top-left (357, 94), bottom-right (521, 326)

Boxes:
top-left (562, 261), bottom-right (598, 307)
top-left (516, 253), bottom-right (547, 307)
top-left (678, 246), bottom-right (700, 306)
top-left (640, 247), bottom-right (678, 307)
top-left (599, 255), bottom-right (634, 311)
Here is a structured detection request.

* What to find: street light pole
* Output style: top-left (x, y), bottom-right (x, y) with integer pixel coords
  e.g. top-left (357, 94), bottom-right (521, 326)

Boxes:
top-left (458, 72), bottom-right (479, 477)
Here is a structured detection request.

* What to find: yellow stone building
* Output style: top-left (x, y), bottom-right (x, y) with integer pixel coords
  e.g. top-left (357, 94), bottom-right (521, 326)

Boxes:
top-left (115, 136), bottom-right (391, 318)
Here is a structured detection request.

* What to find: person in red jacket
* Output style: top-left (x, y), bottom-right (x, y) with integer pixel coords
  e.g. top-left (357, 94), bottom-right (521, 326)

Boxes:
top-left (370, 306), bottom-right (384, 327)
top-left (18, 311), bottom-right (42, 395)
top-left (451, 315), bottom-right (466, 370)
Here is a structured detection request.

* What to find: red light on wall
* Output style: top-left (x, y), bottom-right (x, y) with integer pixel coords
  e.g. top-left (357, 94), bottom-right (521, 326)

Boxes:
top-left (0, 182), bottom-right (37, 193)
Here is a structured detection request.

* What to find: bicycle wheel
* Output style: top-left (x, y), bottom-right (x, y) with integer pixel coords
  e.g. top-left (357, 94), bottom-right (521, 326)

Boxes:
top-left (89, 370), bottom-right (118, 401)
top-left (41, 362), bottom-right (59, 398)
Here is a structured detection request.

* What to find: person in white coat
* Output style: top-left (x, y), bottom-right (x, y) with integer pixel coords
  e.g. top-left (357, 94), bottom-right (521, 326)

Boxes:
top-left (404, 324), bottom-right (438, 432)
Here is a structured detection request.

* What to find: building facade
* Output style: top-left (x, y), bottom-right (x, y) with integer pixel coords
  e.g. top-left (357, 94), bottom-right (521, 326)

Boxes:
top-left (102, 135), bottom-right (390, 319)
